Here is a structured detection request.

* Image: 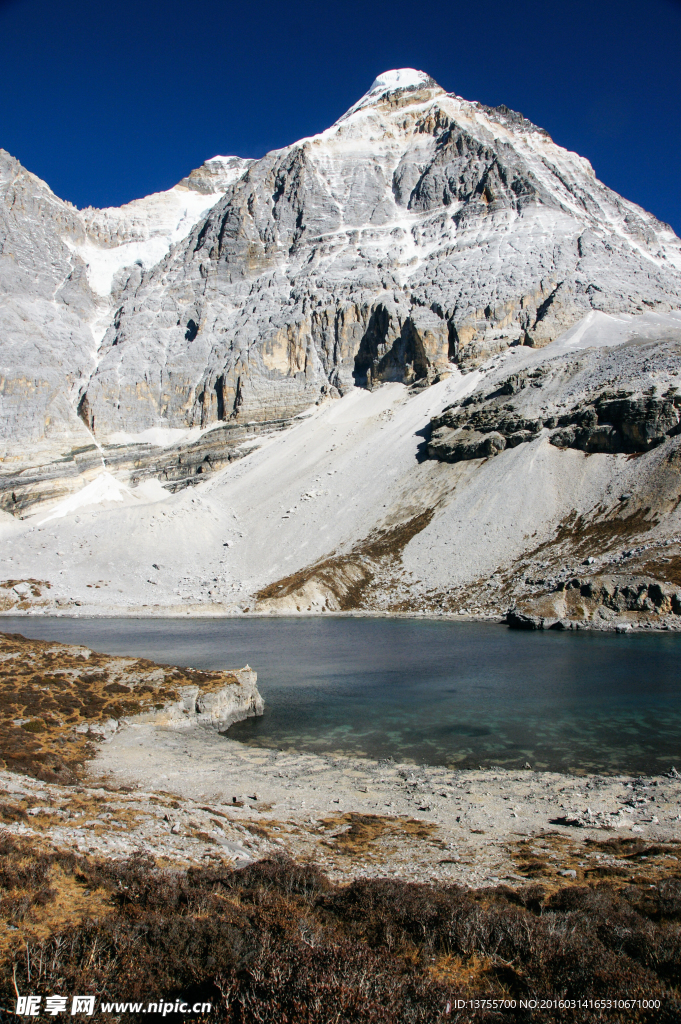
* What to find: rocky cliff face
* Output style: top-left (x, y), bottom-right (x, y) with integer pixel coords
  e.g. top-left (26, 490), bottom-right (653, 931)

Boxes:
top-left (0, 150), bottom-right (242, 462)
top-left (3, 68), bottom-right (681, 472)
top-left (76, 69), bottom-right (681, 439)
top-left (0, 150), bottom-right (97, 452)
top-left (428, 337), bottom-right (681, 464)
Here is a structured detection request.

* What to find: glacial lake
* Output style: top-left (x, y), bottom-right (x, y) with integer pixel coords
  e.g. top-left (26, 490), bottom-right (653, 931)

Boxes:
top-left (3, 616), bottom-right (681, 775)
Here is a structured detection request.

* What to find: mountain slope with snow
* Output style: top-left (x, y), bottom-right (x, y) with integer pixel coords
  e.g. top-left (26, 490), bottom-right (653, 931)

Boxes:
top-left (0, 149), bottom-right (249, 460)
top-left (4, 69), bottom-right (681, 458)
top-left (76, 69), bottom-right (681, 439)
top-left (3, 69), bottom-right (681, 629)
top-left (4, 307), bottom-right (681, 630)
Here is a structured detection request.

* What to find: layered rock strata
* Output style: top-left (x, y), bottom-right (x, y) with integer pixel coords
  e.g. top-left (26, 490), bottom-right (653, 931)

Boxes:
top-left (428, 333), bottom-right (681, 464)
top-left (2, 68), bottom-right (681, 512)
top-left (0, 415), bottom-right (293, 515)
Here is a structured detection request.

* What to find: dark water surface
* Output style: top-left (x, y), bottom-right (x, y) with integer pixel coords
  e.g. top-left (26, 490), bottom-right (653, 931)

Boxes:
top-left (3, 616), bottom-right (681, 774)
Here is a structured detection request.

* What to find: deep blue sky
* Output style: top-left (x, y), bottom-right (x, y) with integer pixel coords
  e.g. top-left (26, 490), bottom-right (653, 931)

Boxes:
top-left (1, 0), bottom-right (680, 234)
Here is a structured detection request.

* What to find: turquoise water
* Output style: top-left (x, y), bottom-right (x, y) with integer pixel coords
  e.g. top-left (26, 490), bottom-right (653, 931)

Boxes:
top-left (3, 616), bottom-right (681, 774)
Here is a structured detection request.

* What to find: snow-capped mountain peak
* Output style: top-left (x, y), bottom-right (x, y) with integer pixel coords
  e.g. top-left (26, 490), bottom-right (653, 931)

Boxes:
top-left (2, 73), bottom-right (681, 459)
top-left (368, 67), bottom-right (440, 96)
top-left (337, 67), bottom-right (443, 124)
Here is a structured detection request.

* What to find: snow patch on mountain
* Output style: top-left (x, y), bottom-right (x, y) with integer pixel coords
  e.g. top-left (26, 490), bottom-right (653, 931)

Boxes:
top-left (372, 68), bottom-right (434, 91)
top-left (336, 68), bottom-right (441, 124)
top-left (39, 471), bottom-right (168, 523)
top-left (70, 179), bottom-right (233, 297)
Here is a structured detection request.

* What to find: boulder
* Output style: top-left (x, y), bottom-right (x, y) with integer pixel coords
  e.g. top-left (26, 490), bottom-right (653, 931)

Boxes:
top-left (549, 393), bottom-right (681, 455)
top-left (428, 427), bottom-right (506, 463)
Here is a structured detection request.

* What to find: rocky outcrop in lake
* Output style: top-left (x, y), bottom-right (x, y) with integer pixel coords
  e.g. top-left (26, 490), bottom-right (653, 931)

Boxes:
top-left (0, 630), bottom-right (264, 783)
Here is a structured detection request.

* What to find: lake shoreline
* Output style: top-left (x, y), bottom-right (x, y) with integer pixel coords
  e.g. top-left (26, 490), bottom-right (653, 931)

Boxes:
top-left (2, 726), bottom-right (679, 890)
top-left (1, 627), bottom-right (679, 891)
top-left (3, 615), bottom-right (681, 777)
top-left (3, 606), bottom-right (681, 635)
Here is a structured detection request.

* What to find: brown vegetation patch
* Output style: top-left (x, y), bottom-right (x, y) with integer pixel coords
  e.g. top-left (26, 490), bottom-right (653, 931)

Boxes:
top-left (426, 951), bottom-right (505, 994)
top-left (0, 579), bottom-right (51, 611)
top-left (0, 835), bottom-right (112, 954)
top-left (519, 504), bottom-right (658, 567)
top-left (640, 554), bottom-right (681, 587)
top-left (255, 555), bottom-right (372, 609)
top-left (494, 444), bottom-right (681, 597)
top-left (358, 509), bottom-right (435, 560)
top-left (509, 833), bottom-right (681, 892)
top-left (318, 813), bottom-right (438, 859)
top-left (0, 579), bottom-right (50, 597)
top-left (1, 837), bottom-right (680, 1022)
top-left (255, 509), bottom-right (435, 611)
top-left (0, 631), bottom-right (239, 783)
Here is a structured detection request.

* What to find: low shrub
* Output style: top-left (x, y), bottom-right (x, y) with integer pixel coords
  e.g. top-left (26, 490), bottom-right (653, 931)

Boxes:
top-left (0, 838), bottom-right (679, 1023)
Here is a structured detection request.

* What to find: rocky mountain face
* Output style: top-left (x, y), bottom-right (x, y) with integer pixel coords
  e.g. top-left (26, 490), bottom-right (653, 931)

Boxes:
top-left (428, 344), bottom-right (681, 464)
top-left (0, 149), bottom-right (97, 452)
top-left (0, 149), bottom-right (244, 457)
top-left (78, 69), bottom-right (681, 440)
top-left (3, 69), bottom-right (681, 472)
top-left (3, 70), bottom-right (681, 634)
top-left (0, 145), bottom-right (252, 508)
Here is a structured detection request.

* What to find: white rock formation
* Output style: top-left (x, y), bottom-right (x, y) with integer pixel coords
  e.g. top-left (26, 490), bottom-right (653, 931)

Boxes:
top-left (0, 149), bottom-right (248, 458)
top-left (140, 666), bottom-right (264, 732)
top-left (3, 68), bottom-right (681, 457)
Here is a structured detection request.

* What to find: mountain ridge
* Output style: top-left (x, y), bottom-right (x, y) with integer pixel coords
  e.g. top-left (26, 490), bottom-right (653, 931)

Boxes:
top-left (74, 68), bottom-right (681, 442)
top-left (2, 71), bottom-right (681, 634)
top-left (3, 70), bottom-right (681, 457)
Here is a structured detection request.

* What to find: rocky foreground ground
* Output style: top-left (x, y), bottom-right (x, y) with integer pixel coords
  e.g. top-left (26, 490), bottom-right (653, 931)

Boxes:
top-left (0, 627), bottom-right (679, 883)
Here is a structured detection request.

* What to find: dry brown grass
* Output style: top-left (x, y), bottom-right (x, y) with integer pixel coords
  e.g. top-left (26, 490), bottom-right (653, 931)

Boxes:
top-left (255, 510), bottom-right (434, 610)
top-left (639, 555), bottom-right (681, 587)
top-left (0, 835), bottom-right (113, 955)
top-left (509, 832), bottom-right (681, 893)
top-left (1, 836), bottom-right (680, 1022)
top-left (318, 813), bottom-right (438, 859)
top-left (0, 579), bottom-right (51, 612)
top-left (427, 951), bottom-right (510, 994)
top-left (510, 504), bottom-right (658, 570)
top-left (0, 631), bottom-right (240, 784)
